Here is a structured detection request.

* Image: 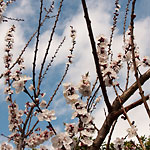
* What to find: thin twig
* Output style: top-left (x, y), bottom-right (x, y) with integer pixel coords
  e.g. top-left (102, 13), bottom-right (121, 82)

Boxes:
top-left (26, 113), bottom-right (33, 134)
top-left (3, 15), bottom-right (24, 21)
top-left (41, 36), bottom-right (66, 82)
top-left (123, 0), bottom-right (132, 43)
top-left (26, 120), bottom-right (39, 137)
top-left (106, 120), bottom-right (117, 150)
top-left (88, 84), bottom-right (101, 112)
top-left (124, 0), bottom-right (132, 91)
top-left (108, 0), bottom-right (120, 60)
top-left (46, 27), bottom-right (76, 108)
top-left (113, 85), bottom-right (145, 150)
top-left (125, 62), bottom-right (130, 91)
top-left (87, 77), bottom-right (98, 106)
top-left (46, 64), bottom-right (69, 108)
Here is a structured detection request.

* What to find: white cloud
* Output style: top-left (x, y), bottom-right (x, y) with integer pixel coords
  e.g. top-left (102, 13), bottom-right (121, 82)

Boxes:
top-left (134, 17), bottom-right (150, 56)
top-left (7, 0), bottom-right (34, 18)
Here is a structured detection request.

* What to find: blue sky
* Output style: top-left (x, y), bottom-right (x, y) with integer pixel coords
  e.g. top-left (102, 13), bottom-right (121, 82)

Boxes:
top-left (0, 0), bottom-right (150, 149)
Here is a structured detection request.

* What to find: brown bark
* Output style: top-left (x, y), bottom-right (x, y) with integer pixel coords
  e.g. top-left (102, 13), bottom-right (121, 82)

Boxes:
top-left (89, 69), bottom-right (150, 150)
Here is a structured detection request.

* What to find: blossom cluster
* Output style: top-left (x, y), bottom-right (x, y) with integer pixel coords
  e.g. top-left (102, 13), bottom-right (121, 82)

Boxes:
top-left (51, 73), bottom-right (95, 149)
top-left (37, 109), bottom-right (56, 122)
top-left (7, 102), bottom-right (24, 146)
top-left (97, 35), bottom-right (122, 86)
top-left (8, 102), bottom-right (23, 132)
top-left (26, 130), bottom-right (54, 148)
top-left (126, 125), bottom-right (138, 138)
top-left (122, 27), bottom-right (150, 69)
top-left (4, 25), bottom-right (15, 68)
top-left (113, 125), bottom-right (138, 149)
top-left (0, 142), bottom-right (13, 150)
top-left (114, 137), bottom-right (124, 150)
top-left (78, 72), bottom-right (92, 96)
top-left (97, 32), bottom-right (150, 87)
top-left (123, 27), bottom-right (140, 68)
top-left (12, 76), bottom-right (32, 94)
top-left (67, 26), bottom-right (76, 65)
top-left (3, 25), bottom-right (27, 103)
top-left (51, 132), bottom-right (73, 150)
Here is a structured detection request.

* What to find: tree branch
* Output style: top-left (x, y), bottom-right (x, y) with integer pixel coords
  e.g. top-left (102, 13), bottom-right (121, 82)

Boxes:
top-left (89, 69), bottom-right (150, 150)
top-left (81, 0), bottom-right (112, 113)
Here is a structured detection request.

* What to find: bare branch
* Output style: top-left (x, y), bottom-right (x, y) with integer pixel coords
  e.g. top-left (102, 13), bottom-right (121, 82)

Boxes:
top-left (41, 36), bottom-right (66, 82)
top-left (123, 0), bottom-right (132, 43)
top-left (32, 0), bottom-right (44, 98)
top-left (108, 0), bottom-right (120, 59)
top-left (36, 0), bottom-right (64, 97)
top-left (3, 15), bottom-right (24, 21)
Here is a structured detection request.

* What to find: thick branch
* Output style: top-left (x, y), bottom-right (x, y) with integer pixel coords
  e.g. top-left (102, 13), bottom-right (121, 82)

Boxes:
top-left (116, 95), bottom-right (149, 116)
top-left (89, 69), bottom-right (150, 150)
top-left (112, 69), bottom-right (150, 111)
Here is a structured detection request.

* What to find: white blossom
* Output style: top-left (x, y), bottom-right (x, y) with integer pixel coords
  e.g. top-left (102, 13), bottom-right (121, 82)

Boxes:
top-left (29, 84), bottom-right (34, 91)
top-left (80, 113), bottom-right (93, 124)
top-left (96, 35), bottom-right (109, 65)
top-left (80, 126), bottom-right (95, 137)
top-left (96, 34), bottom-right (108, 48)
top-left (64, 123), bottom-right (78, 136)
top-left (142, 56), bottom-right (150, 67)
top-left (12, 80), bottom-right (24, 94)
top-left (41, 92), bottom-right (46, 98)
top-left (80, 136), bottom-right (93, 146)
top-left (63, 83), bottom-right (79, 104)
top-left (40, 100), bottom-right (47, 108)
top-left (71, 100), bottom-right (87, 118)
top-left (127, 125), bottom-right (138, 138)
top-left (12, 76), bottom-right (32, 94)
top-left (114, 137), bottom-right (124, 150)
top-left (4, 86), bottom-right (13, 95)
top-left (95, 96), bottom-right (101, 104)
top-left (0, 142), bottom-right (13, 150)
top-left (8, 102), bottom-right (23, 132)
top-left (37, 109), bottom-right (56, 122)
top-left (70, 27), bottom-right (76, 41)
top-left (78, 73), bottom-right (92, 97)
top-left (39, 145), bottom-right (48, 150)
top-left (26, 130), bottom-right (54, 148)
top-left (51, 132), bottom-right (73, 150)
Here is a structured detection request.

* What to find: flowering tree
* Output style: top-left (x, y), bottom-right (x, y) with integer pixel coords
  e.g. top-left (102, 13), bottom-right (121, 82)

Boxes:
top-left (0, 0), bottom-right (150, 150)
